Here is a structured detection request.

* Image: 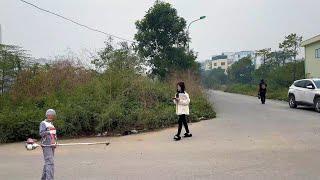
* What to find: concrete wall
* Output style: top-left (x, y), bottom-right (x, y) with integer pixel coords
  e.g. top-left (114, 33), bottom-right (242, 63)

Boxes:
top-left (305, 41), bottom-right (320, 78)
top-left (211, 59), bottom-right (229, 74)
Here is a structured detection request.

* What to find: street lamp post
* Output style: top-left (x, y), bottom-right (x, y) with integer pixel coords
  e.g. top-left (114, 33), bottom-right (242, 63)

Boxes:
top-left (187, 16), bottom-right (206, 52)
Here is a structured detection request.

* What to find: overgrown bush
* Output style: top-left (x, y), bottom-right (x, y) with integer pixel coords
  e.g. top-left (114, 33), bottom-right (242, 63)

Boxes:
top-left (0, 62), bottom-right (215, 143)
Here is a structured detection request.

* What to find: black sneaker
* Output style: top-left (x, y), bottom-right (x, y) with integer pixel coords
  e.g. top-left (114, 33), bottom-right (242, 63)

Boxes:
top-left (174, 135), bottom-right (181, 141)
top-left (184, 133), bottom-right (192, 137)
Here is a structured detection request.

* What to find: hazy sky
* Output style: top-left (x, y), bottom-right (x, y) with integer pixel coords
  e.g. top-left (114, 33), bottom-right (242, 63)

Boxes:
top-left (1, 0), bottom-right (320, 62)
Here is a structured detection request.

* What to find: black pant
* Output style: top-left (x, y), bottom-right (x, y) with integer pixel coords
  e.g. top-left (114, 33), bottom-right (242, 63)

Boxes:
top-left (260, 92), bottom-right (266, 104)
top-left (177, 114), bottom-right (189, 136)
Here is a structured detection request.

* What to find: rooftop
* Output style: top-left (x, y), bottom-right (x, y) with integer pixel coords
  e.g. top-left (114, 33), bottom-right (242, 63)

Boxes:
top-left (301, 34), bottom-right (320, 46)
top-left (211, 55), bottom-right (227, 60)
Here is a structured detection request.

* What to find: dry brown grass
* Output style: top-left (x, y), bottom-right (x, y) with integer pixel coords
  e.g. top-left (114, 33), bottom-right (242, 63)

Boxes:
top-left (167, 70), bottom-right (203, 97)
top-left (10, 61), bottom-right (93, 102)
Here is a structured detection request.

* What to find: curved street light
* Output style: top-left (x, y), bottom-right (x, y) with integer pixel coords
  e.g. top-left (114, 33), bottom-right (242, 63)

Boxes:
top-left (187, 16), bottom-right (206, 52)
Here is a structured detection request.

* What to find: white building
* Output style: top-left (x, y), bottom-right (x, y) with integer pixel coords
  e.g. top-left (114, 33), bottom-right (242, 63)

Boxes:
top-left (211, 58), bottom-right (234, 74)
top-left (203, 59), bottom-right (212, 71)
top-left (203, 54), bottom-right (233, 74)
top-left (203, 50), bottom-right (257, 73)
top-left (221, 52), bottom-right (234, 59)
top-left (230, 51), bottom-right (256, 62)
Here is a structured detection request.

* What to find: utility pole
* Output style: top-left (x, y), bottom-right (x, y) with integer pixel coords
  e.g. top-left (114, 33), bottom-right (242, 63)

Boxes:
top-left (187, 16), bottom-right (206, 53)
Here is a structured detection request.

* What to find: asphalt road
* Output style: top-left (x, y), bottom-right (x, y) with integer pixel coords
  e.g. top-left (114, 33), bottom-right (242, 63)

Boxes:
top-left (1, 90), bottom-right (320, 180)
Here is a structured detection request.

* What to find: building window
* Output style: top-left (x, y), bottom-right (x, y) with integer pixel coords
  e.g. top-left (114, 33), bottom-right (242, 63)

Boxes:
top-left (214, 63), bottom-right (217, 66)
top-left (316, 48), bottom-right (320, 59)
top-left (221, 62), bottom-right (226, 66)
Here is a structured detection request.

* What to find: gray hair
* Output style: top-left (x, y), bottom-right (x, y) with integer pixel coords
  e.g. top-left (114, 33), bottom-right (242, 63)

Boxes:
top-left (46, 109), bottom-right (56, 117)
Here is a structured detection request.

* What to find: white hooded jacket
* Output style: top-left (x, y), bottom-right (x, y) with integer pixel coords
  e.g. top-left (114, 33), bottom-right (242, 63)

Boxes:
top-left (173, 92), bottom-right (190, 115)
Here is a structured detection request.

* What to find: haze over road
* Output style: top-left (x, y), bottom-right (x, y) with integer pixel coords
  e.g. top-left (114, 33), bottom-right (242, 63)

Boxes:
top-left (1, 90), bottom-right (320, 180)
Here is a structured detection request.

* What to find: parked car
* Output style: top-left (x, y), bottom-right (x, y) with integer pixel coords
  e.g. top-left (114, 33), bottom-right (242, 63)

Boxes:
top-left (288, 78), bottom-right (320, 113)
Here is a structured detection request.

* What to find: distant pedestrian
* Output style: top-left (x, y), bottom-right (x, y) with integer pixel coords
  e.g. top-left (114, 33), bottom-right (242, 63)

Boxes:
top-left (258, 79), bottom-right (267, 104)
top-left (172, 82), bottom-right (192, 141)
top-left (39, 109), bottom-right (57, 180)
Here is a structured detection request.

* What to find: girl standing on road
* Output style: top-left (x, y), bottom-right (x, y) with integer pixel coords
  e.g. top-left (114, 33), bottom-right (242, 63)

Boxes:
top-left (39, 109), bottom-right (57, 180)
top-left (172, 82), bottom-right (192, 141)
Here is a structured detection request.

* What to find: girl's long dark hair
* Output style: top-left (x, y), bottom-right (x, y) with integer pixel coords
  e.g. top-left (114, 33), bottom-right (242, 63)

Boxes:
top-left (176, 81), bottom-right (186, 97)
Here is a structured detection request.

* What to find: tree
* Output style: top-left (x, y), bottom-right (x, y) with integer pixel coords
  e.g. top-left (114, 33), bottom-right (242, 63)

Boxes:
top-left (267, 61), bottom-right (305, 88)
top-left (256, 48), bottom-right (271, 66)
top-left (201, 68), bottom-right (227, 88)
top-left (134, 1), bottom-right (196, 79)
top-left (267, 50), bottom-right (291, 67)
top-left (279, 33), bottom-right (303, 80)
top-left (0, 44), bottom-right (29, 94)
top-left (91, 38), bottom-right (144, 73)
top-left (227, 57), bottom-right (255, 84)
top-left (256, 48), bottom-right (271, 78)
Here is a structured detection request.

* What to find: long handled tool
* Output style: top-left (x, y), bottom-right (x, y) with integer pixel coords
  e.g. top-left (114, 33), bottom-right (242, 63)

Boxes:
top-left (25, 138), bottom-right (110, 151)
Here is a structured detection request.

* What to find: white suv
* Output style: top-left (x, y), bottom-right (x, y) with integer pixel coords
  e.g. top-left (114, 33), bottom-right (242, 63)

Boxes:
top-left (288, 78), bottom-right (320, 113)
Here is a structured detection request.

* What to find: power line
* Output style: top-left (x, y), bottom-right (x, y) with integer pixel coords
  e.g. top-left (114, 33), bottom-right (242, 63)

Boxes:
top-left (18, 0), bottom-right (135, 43)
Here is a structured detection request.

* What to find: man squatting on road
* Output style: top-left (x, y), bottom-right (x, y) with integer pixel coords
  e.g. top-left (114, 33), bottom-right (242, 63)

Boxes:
top-left (173, 81), bottom-right (192, 141)
top-left (39, 109), bottom-right (57, 180)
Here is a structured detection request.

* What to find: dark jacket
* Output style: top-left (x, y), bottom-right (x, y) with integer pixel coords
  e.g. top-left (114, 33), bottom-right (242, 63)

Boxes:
top-left (259, 82), bottom-right (267, 93)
